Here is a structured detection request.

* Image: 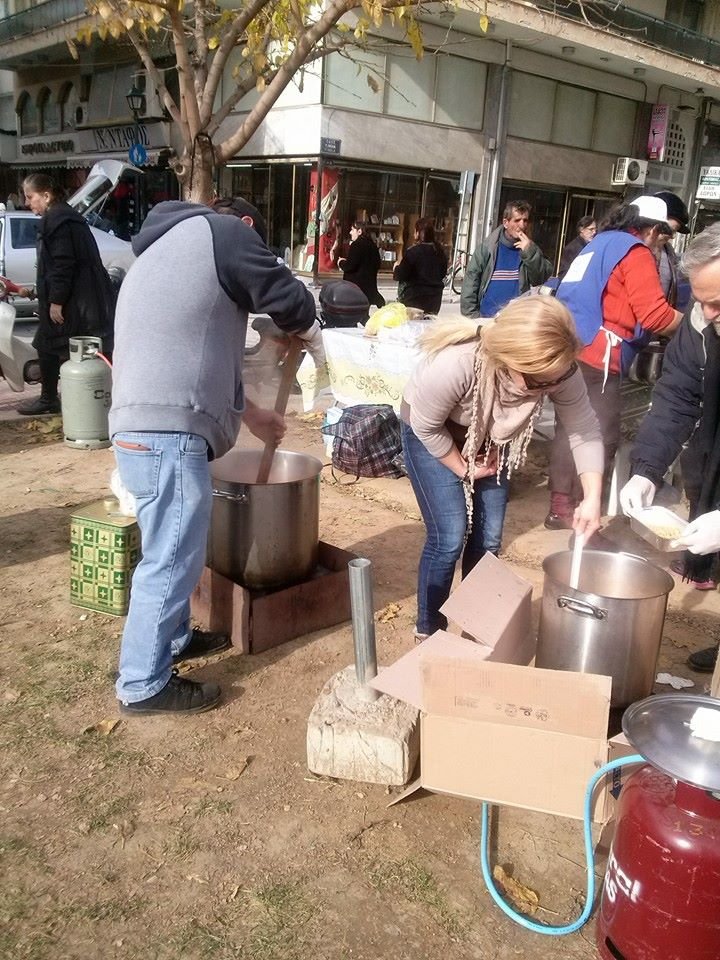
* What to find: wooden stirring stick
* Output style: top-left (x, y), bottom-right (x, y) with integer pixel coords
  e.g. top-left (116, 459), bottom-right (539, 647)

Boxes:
top-left (255, 337), bottom-right (303, 484)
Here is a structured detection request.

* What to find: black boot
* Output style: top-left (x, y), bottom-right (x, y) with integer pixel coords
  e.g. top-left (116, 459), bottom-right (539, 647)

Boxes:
top-left (17, 395), bottom-right (61, 415)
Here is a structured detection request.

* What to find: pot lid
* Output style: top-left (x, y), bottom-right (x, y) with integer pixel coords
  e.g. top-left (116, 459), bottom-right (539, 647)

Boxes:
top-left (623, 694), bottom-right (720, 792)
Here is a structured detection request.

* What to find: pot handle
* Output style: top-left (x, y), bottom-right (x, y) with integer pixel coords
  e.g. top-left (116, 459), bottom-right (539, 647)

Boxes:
top-left (212, 488), bottom-right (248, 504)
top-left (557, 596), bottom-right (608, 620)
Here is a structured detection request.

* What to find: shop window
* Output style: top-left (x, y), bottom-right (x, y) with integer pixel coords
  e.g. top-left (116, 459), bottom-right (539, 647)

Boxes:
top-left (90, 64), bottom-right (135, 122)
top-left (386, 53), bottom-right (434, 121)
top-left (591, 93), bottom-right (635, 155)
top-left (16, 91), bottom-right (38, 137)
top-left (666, 0), bottom-right (703, 31)
top-left (552, 85), bottom-right (595, 149)
top-left (508, 72), bottom-right (555, 142)
top-left (58, 82), bottom-right (76, 130)
top-left (38, 86), bottom-right (61, 134)
top-left (435, 56), bottom-right (485, 130)
top-left (509, 73), bottom-right (637, 157)
top-left (324, 51), bottom-right (385, 113)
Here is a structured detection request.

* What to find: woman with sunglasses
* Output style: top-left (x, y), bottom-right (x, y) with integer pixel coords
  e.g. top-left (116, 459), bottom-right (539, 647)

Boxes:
top-left (401, 295), bottom-right (603, 641)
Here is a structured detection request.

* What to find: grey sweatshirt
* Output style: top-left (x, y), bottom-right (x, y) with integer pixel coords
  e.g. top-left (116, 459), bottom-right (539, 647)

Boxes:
top-left (401, 341), bottom-right (603, 476)
top-left (109, 202), bottom-right (316, 459)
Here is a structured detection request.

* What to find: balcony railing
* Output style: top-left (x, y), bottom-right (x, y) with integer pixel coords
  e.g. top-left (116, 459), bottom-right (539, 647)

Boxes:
top-left (0, 0), bottom-right (88, 44)
top-left (534, 0), bottom-right (720, 69)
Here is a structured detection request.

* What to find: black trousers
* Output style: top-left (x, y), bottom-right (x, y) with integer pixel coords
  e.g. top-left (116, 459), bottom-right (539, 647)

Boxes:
top-left (548, 361), bottom-right (620, 500)
top-left (38, 351), bottom-right (65, 400)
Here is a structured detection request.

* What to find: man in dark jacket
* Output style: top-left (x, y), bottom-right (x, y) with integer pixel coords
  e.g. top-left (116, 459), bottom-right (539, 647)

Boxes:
top-left (110, 197), bottom-right (320, 716)
top-left (460, 200), bottom-right (552, 318)
top-left (558, 215), bottom-right (596, 279)
top-left (620, 222), bottom-right (720, 673)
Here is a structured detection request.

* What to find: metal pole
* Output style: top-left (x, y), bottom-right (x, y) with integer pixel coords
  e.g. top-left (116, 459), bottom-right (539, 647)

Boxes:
top-left (348, 558), bottom-right (380, 702)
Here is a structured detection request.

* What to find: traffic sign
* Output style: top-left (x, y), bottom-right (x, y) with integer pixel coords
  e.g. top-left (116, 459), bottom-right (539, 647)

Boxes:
top-left (128, 143), bottom-right (147, 166)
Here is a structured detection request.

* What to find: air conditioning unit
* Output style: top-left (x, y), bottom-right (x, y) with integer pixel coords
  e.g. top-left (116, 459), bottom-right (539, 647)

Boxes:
top-left (611, 157), bottom-right (648, 187)
top-left (133, 70), bottom-right (167, 120)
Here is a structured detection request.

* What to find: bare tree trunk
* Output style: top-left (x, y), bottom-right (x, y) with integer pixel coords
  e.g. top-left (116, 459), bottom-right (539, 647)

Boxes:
top-left (171, 135), bottom-right (216, 202)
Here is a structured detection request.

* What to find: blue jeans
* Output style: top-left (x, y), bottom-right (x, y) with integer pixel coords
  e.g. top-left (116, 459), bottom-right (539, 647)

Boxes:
top-left (401, 421), bottom-right (510, 635)
top-left (113, 432), bottom-right (212, 703)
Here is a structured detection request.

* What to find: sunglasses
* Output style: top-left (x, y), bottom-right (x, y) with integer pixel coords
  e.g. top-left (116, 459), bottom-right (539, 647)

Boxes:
top-left (522, 361), bottom-right (578, 390)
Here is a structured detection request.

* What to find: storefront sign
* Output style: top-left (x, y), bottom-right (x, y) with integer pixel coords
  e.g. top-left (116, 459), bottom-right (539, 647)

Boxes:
top-left (647, 104), bottom-right (669, 162)
top-left (92, 124), bottom-right (149, 152)
top-left (320, 137), bottom-right (341, 155)
top-left (21, 138), bottom-right (75, 157)
top-left (697, 166), bottom-right (720, 201)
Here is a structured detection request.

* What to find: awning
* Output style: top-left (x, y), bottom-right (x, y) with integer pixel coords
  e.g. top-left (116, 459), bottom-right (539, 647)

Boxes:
top-left (67, 150), bottom-right (165, 169)
top-left (10, 158), bottom-right (65, 170)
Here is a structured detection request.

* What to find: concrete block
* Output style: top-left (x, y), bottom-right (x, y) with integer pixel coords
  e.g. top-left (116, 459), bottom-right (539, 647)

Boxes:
top-left (307, 666), bottom-right (420, 786)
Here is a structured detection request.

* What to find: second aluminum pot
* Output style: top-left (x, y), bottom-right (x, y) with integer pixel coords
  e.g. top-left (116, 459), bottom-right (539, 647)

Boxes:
top-left (208, 449), bottom-right (323, 591)
top-left (537, 551), bottom-right (674, 708)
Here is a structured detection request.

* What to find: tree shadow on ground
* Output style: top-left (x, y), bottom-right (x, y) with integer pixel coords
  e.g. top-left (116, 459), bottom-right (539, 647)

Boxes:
top-left (0, 504), bottom-right (73, 568)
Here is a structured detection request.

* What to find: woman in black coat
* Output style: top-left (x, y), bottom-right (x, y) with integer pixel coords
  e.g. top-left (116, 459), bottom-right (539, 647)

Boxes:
top-left (393, 217), bottom-right (448, 315)
top-left (337, 223), bottom-right (385, 307)
top-left (17, 173), bottom-right (115, 416)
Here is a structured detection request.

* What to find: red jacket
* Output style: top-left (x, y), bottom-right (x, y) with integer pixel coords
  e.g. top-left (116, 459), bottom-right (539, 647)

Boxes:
top-left (580, 245), bottom-right (676, 375)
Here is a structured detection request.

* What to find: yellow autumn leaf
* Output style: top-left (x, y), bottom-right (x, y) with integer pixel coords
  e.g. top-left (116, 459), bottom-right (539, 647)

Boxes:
top-left (256, 76), bottom-right (266, 92)
top-left (152, 6), bottom-right (165, 24)
top-left (208, 36), bottom-right (219, 49)
top-left (479, 14), bottom-right (489, 32)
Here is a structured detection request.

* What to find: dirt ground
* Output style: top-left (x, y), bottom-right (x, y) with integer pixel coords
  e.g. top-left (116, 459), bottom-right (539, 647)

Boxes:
top-left (2, 397), bottom-right (718, 960)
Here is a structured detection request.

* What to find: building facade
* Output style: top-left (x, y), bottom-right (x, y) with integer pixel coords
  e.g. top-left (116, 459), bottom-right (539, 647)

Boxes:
top-left (0, 0), bottom-right (719, 275)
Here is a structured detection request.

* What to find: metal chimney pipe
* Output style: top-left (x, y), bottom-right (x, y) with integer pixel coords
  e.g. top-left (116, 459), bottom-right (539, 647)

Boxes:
top-left (348, 558), bottom-right (380, 702)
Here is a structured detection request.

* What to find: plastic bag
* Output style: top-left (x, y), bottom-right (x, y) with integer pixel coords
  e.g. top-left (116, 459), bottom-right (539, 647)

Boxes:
top-left (365, 301), bottom-right (409, 337)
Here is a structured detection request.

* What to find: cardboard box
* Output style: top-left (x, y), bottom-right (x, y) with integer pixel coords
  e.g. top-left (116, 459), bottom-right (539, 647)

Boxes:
top-left (191, 541), bottom-right (355, 654)
top-left (371, 554), bottom-right (627, 822)
top-left (70, 499), bottom-right (140, 617)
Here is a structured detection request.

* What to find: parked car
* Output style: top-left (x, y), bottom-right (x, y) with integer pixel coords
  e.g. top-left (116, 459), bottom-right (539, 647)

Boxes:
top-left (2, 159), bottom-right (135, 315)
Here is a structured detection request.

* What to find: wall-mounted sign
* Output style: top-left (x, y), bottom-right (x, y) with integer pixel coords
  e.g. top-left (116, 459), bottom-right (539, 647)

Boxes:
top-left (697, 166), bottom-right (720, 201)
top-left (647, 104), bottom-right (669, 162)
top-left (320, 137), bottom-right (341, 155)
top-left (21, 139), bottom-right (75, 156)
top-left (93, 124), bottom-right (149, 152)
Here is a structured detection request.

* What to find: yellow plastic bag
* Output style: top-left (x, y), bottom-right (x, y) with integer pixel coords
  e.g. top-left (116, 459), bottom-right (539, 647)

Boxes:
top-left (365, 301), bottom-right (408, 336)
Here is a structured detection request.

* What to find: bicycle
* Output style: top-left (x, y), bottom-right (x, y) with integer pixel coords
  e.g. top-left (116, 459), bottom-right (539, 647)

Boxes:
top-left (445, 251), bottom-right (468, 296)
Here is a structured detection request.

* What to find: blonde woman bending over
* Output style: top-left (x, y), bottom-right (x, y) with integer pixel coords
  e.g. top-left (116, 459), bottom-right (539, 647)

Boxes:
top-left (401, 295), bottom-right (604, 640)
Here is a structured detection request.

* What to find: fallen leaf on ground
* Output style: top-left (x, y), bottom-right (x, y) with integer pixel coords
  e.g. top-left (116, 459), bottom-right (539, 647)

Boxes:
top-left (3, 688), bottom-right (21, 703)
top-left (493, 865), bottom-right (539, 915)
top-left (220, 757), bottom-right (250, 780)
top-left (82, 717), bottom-right (120, 736)
top-left (377, 602), bottom-right (401, 623)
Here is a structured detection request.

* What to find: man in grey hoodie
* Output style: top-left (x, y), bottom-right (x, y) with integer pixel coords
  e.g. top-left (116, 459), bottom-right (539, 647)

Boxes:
top-left (110, 197), bottom-right (320, 716)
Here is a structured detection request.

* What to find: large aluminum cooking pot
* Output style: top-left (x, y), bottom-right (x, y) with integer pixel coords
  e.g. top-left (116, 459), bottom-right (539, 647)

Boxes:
top-left (208, 449), bottom-right (323, 591)
top-left (537, 551), bottom-right (674, 708)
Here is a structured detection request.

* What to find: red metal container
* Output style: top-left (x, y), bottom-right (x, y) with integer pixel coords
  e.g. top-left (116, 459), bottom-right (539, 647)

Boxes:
top-left (597, 764), bottom-right (720, 959)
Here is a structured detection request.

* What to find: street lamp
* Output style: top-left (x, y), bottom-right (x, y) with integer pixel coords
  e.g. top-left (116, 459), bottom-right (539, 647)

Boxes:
top-left (126, 83), bottom-right (145, 147)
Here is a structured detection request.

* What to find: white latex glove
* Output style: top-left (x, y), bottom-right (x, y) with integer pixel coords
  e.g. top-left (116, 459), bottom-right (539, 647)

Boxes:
top-left (619, 475), bottom-right (656, 516)
top-left (296, 319), bottom-right (326, 366)
top-left (671, 510), bottom-right (720, 555)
